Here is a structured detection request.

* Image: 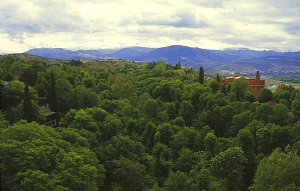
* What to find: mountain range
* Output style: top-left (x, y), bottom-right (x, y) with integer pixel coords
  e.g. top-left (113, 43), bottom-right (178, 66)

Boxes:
top-left (25, 45), bottom-right (300, 77)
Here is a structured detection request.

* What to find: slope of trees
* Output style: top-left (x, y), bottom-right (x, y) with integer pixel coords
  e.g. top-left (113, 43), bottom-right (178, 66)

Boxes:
top-left (0, 55), bottom-right (299, 191)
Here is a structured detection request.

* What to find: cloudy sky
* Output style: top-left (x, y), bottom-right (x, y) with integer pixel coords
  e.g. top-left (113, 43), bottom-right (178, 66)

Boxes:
top-left (0, 0), bottom-right (299, 52)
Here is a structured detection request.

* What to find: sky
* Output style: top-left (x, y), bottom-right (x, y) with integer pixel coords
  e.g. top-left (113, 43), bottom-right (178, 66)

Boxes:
top-left (0, 0), bottom-right (299, 53)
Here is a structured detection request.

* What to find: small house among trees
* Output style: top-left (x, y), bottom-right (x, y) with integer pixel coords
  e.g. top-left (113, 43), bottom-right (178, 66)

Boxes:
top-left (38, 105), bottom-right (57, 126)
top-left (223, 71), bottom-right (265, 96)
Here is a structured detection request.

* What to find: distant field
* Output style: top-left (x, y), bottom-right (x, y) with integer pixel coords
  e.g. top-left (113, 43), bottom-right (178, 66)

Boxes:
top-left (83, 60), bottom-right (145, 70)
top-left (15, 53), bottom-right (64, 65)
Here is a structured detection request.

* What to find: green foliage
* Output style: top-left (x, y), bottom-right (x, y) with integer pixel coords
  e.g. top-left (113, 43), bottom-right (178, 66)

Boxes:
top-left (250, 148), bottom-right (300, 191)
top-left (209, 80), bottom-right (220, 93)
top-left (109, 73), bottom-right (136, 98)
top-left (0, 122), bottom-right (104, 191)
top-left (210, 147), bottom-right (247, 191)
top-left (179, 100), bottom-right (194, 126)
top-left (143, 99), bottom-right (160, 120)
top-left (260, 88), bottom-right (273, 103)
top-left (269, 103), bottom-right (293, 125)
top-left (49, 71), bottom-right (58, 113)
top-left (199, 66), bottom-right (204, 84)
top-left (0, 55), bottom-right (299, 191)
top-left (204, 132), bottom-right (218, 157)
top-left (164, 171), bottom-right (189, 191)
top-left (23, 84), bottom-right (36, 122)
top-left (230, 77), bottom-right (249, 101)
top-left (111, 157), bottom-right (149, 191)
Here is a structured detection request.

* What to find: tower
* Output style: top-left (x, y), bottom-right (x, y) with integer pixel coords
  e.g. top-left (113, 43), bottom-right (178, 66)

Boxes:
top-left (256, 71), bottom-right (260, 80)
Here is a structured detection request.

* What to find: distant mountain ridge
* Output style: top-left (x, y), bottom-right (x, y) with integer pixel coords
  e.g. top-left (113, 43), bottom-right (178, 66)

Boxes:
top-left (25, 45), bottom-right (300, 77)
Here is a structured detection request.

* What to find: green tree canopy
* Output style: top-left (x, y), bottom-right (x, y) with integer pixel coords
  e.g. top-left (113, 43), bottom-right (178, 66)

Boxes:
top-left (250, 148), bottom-right (300, 191)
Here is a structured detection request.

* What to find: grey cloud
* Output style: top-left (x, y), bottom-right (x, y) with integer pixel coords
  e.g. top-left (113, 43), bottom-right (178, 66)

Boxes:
top-left (0, 0), bottom-right (299, 52)
top-left (173, 12), bottom-right (209, 28)
top-left (0, 0), bottom-right (85, 39)
top-left (188, 0), bottom-right (224, 8)
top-left (138, 11), bottom-right (209, 29)
top-left (283, 22), bottom-right (300, 35)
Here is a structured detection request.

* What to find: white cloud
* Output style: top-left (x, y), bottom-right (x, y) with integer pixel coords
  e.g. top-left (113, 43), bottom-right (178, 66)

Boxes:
top-left (0, 0), bottom-right (299, 52)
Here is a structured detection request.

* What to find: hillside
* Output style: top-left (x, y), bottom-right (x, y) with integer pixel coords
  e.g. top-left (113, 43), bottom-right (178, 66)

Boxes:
top-left (1, 56), bottom-right (300, 191)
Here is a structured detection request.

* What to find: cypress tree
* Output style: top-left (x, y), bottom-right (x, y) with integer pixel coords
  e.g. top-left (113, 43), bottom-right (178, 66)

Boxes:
top-left (49, 71), bottom-right (58, 112)
top-left (199, 66), bottom-right (204, 84)
top-left (0, 82), bottom-right (3, 110)
top-left (236, 84), bottom-right (240, 101)
top-left (221, 85), bottom-right (227, 95)
top-left (216, 73), bottom-right (220, 82)
top-left (23, 84), bottom-right (35, 122)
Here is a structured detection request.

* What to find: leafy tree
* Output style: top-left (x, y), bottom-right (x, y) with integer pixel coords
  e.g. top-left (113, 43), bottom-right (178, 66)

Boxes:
top-left (142, 122), bottom-right (157, 151)
top-left (73, 85), bottom-right (98, 109)
top-left (152, 143), bottom-right (172, 186)
top-left (20, 66), bottom-right (38, 86)
top-left (155, 123), bottom-right (173, 146)
top-left (231, 110), bottom-right (254, 135)
top-left (101, 115), bottom-right (122, 141)
top-left (189, 162), bottom-right (224, 191)
top-left (2, 80), bottom-right (25, 110)
top-left (260, 88), bottom-right (273, 103)
top-left (179, 100), bottom-right (194, 126)
top-left (209, 80), bottom-right (220, 93)
top-left (250, 148), bottom-right (300, 191)
top-left (210, 147), bottom-right (247, 191)
top-left (0, 113), bottom-right (9, 128)
top-left (164, 102), bottom-right (177, 120)
top-left (237, 129), bottom-right (257, 187)
top-left (154, 60), bottom-right (167, 71)
top-left (204, 132), bottom-right (218, 157)
top-left (152, 81), bottom-right (176, 102)
top-left (143, 99), bottom-right (160, 120)
top-left (55, 78), bottom-right (75, 113)
top-left (164, 171), bottom-right (189, 191)
top-left (230, 77), bottom-right (248, 101)
top-left (111, 157), bottom-right (148, 191)
top-left (270, 125), bottom-right (293, 149)
top-left (109, 73), bottom-right (136, 98)
top-left (101, 135), bottom-right (145, 163)
top-left (170, 126), bottom-right (202, 154)
top-left (255, 104), bottom-right (272, 123)
top-left (245, 91), bottom-right (256, 102)
top-left (269, 103), bottom-right (293, 126)
top-left (0, 122), bottom-right (104, 191)
top-left (175, 148), bottom-right (199, 172)
top-left (256, 127), bottom-right (272, 155)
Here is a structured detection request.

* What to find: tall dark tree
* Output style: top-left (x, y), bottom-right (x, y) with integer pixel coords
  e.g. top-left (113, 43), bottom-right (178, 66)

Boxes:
top-left (199, 66), bottom-right (204, 84)
top-left (216, 73), bottom-right (221, 83)
top-left (23, 84), bottom-right (35, 122)
top-left (221, 85), bottom-right (227, 95)
top-left (49, 71), bottom-right (58, 112)
top-left (236, 84), bottom-right (240, 101)
top-left (0, 81), bottom-right (3, 109)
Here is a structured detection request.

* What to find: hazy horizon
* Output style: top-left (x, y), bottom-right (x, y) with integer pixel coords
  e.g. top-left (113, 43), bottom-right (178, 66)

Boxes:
top-left (2, 45), bottom-right (300, 55)
top-left (1, 0), bottom-right (299, 53)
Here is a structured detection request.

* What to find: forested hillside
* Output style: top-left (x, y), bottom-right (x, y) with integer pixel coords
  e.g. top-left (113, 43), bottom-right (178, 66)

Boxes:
top-left (1, 54), bottom-right (299, 191)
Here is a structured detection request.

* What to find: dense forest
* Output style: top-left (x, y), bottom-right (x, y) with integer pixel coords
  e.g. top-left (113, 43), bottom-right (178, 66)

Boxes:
top-left (1, 54), bottom-right (299, 191)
